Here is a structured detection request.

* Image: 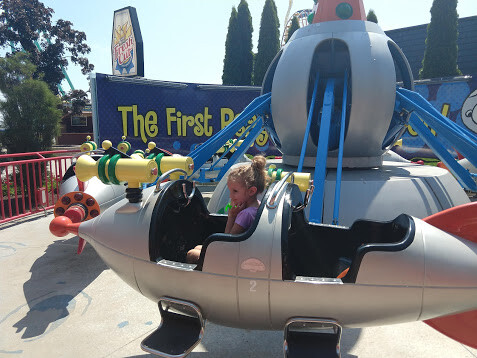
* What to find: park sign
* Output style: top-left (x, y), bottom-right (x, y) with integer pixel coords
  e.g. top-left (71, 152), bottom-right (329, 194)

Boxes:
top-left (89, 73), bottom-right (276, 157)
top-left (90, 72), bottom-right (477, 160)
top-left (111, 7), bottom-right (144, 77)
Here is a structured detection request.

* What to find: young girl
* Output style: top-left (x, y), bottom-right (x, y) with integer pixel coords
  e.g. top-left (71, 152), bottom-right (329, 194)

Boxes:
top-left (186, 155), bottom-right (267, 264)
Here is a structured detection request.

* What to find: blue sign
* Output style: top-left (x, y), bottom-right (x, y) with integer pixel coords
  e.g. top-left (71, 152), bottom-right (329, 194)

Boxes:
top-left (90, 73), bottom-right (277, 156)
top-left (91, 73), bottom-right (477, 160)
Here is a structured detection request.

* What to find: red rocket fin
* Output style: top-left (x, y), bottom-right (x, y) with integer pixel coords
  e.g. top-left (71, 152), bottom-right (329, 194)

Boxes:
top-left (423, 201), bottom-right (477, 242)
top-left (77, 237), bottom-right (87, 254)
top-left (423, 202), bottom-right (477, 349)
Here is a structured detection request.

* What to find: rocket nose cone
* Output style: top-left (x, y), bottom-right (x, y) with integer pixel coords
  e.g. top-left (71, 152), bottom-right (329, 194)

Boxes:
top-left (313, 0), bottom-right (366, 23)
top-left (50, 216), bottom-right (80, 237)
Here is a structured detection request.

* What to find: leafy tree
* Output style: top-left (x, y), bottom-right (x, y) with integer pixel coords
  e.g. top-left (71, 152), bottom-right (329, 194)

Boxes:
top-left (61, 89), bottom-right (89, 116)
top-left (419, 0), bottom-right (462, 79)
top-left (0, 0), bottom-right (94, 94)
top-left (0, 52), bottom-right (61, 153)
top-left (367, 9), bottom-right (378, 23)
top-left (222, 7), bottom-right (240, 85)
top-left (0, 51), bottom-right (35, 91)
top-left (286, 16), bottom-right (300, 44)
top-left (254, 0), bottom-right (280, 86)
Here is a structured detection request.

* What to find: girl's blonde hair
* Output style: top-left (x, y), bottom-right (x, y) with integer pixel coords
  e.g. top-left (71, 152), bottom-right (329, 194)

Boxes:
top-left (227, 155), bottom-right (267, 194)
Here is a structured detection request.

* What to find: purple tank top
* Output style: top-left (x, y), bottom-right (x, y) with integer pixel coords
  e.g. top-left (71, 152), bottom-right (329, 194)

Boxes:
top-left (234, 206), bottom-right (259, 230)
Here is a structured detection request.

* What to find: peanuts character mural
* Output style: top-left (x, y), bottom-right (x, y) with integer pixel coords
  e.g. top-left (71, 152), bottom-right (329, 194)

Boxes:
top-left (462, 89), bottom-right (477, 133)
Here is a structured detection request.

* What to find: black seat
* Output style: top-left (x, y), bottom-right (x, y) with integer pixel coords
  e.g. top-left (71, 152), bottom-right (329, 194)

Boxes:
top-left (281, 184), bottom-right (415, 282)
top-left (148, 180), bottom-right (227, 263)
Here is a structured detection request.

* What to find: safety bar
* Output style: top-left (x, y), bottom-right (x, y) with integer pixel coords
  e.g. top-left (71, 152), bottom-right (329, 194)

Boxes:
top-left (293, 183), bottom-right (315, 212)
top-left (155, 168), bottom-right (189, 192)
top-left (267, 172), bottom-right (294, 209)
top-left (181, 182), bottom-right (196, 207)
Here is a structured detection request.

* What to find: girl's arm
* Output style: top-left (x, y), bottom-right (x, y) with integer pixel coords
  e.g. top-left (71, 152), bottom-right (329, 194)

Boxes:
top-left (225, 216), bottom-right (235, 234)
top-left (228, 223), bottom-right (246, 235)
top-left (225, 203), bottom-right (245, 234)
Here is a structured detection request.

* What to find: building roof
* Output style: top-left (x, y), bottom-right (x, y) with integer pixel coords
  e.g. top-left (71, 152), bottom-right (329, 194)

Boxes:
top-left (385, 16), bottom-right (477, 79)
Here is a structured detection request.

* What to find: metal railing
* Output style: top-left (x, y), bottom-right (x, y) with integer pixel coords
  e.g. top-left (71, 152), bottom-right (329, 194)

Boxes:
top-left (0, 149), bottom-right (80, 224)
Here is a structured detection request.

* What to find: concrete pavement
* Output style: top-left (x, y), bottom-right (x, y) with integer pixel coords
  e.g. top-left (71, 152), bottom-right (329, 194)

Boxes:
top-left (1, 211), bottom-right (477, 358)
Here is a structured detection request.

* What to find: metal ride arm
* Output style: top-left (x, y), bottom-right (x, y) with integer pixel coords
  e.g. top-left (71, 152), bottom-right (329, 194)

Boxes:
top-left (332, 71), bottom-right (349, 225)
top-left (298, 73), bottom-right (320, 172)
top-left (300, 72), bottom-right (348, 225)
top-left (396, 88), bottom-right (477, 192)
top-left (309, 78), bottom-right (335, 224)
top-left (216, 116), bottom-right (264, 182)
top-left (187, 92), bottom-right (272, 178)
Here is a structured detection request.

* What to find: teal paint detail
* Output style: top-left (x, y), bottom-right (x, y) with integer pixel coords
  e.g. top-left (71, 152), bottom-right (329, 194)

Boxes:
top-left (336, 3), bottom-right (353, 19)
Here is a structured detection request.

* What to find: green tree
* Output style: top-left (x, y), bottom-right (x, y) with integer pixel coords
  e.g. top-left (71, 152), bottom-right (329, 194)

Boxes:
top-left (254, 0), bottom-right (280, 86)
top-left (222, 1), bottom-right (253, 86)
top-left (236, 0), bottom-right (254, 86)
top-left (367, 9), bottom-right (378, 23)
top-left (0, 0), bottom-right (94, 94)
top-left (286, 16), bottom-right (300, 44)
top-left (0, 53), bottom-right (61, 153)
top-left (222, 7), bottom-right (240, 85)
top-left (419, 0), bottom-right (462, 79)
top-left (61, 89), bottom-right (89, 116)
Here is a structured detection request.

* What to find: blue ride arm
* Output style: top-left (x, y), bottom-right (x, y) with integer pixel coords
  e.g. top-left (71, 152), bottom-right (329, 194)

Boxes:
top-left (188, 92), bottom-right (271, 175)
top-left (409, 113), bottom-right (477, 192)
top-left (396, 88), bottom-right (477, 168)
top-left (309, 78), bottom-right (336, 224)
top-left (216, 117), bottom-right (264, 182)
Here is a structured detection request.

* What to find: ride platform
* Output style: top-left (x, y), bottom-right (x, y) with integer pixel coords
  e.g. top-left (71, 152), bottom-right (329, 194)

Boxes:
top-left (1, 197), bottom-right (477, 357)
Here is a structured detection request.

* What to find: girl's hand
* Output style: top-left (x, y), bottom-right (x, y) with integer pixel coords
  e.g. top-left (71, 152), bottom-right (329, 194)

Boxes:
top-left (228, 202), bottom-right (245, 218)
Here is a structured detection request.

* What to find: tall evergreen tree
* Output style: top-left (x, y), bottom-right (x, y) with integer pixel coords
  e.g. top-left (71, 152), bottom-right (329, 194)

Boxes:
top-left (222, 1), bottom-right (253, 86)
top-left (222, 7), bottom-right (239, 85)
top-left (286, 16), bottom-right (300, 44)
top-left (419, 0), bottom-right (461, 79)
top-left (236, 0), bottom-right (254, 86)
top-left (254, 0), bottom-right (280, 86)
top-left (367, 9), bottom-right (378, 23)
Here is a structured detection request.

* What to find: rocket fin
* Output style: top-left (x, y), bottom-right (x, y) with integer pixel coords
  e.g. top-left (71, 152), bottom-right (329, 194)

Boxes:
top-left (423, 202), bottom-right (477, 349)
top-left (77, 238), bottom-right (86, 254)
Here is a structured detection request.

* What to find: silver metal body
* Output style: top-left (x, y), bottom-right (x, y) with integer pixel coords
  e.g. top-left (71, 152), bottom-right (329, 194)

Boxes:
top-left (269, 21), bottom-right (410, 167)
top-left (76, 177), bottom-right (477, 331)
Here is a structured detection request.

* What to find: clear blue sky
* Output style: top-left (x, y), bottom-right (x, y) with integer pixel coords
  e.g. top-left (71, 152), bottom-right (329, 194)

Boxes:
top-left (37, 0), bottom-right (477, 94)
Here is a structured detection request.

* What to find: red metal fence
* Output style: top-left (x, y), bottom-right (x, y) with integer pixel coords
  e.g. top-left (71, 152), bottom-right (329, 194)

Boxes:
top-left (0, 149), bottom-right (80, 224)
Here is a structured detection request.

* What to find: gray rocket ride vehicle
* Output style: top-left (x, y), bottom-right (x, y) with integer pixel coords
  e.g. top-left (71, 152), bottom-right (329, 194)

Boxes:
top-left (50, 0), bottom-right (477, 357)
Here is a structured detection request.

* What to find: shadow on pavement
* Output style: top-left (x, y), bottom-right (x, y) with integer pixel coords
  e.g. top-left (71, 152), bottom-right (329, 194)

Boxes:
top-left (12, 236), bottom-right (107, 339)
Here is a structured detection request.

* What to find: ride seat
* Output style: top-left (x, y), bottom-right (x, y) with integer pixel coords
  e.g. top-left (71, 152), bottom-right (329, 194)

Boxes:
top-left (149, 180), bottom-right (227, 263)
top-left (195, 187), bottom-right (272, 271)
